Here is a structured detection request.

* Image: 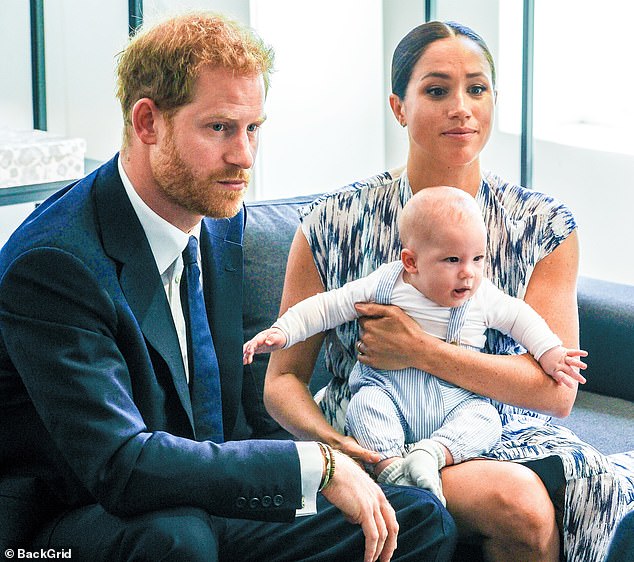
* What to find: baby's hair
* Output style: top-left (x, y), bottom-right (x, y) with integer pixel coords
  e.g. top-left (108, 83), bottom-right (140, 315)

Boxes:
top-left (399, 186), bottom-right (484, 249)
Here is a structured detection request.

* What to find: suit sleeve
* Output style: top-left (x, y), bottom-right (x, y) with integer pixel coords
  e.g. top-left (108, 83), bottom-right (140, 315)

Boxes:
top-left (0, 247), bottom-right (302, 522)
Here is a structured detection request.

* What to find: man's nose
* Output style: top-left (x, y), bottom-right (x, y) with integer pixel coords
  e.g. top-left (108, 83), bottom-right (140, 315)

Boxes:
top-left (225, 131), bottom-right (255, 169)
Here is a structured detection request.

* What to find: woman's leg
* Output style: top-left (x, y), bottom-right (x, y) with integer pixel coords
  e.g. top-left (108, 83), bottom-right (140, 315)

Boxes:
top-left (441, 459), bottom-right (559, 562)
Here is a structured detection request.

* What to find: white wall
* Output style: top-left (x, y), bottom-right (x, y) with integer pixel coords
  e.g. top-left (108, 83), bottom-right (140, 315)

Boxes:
top-left (249, 0), bottom-right (385, 199)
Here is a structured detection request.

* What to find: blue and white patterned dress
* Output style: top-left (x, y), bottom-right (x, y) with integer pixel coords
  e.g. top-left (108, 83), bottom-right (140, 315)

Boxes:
top-left (298, 169), bottom-right (634, 562)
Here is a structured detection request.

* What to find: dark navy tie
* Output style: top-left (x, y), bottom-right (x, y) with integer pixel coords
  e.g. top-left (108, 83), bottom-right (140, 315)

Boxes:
top-left (181, 236), bottom-right (224, 442)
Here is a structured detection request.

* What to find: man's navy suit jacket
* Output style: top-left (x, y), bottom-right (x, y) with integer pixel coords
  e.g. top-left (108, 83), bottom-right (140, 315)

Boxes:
top-left (0, 155), bottom-right (302, 546)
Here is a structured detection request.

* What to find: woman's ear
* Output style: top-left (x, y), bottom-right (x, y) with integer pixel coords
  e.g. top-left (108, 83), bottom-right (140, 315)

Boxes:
top-left (131, 98), bottom-right (161, 145)
top-left (389, 93), bottom-right (407, 127)
top-left (401, 248), bottom-right (418, 273)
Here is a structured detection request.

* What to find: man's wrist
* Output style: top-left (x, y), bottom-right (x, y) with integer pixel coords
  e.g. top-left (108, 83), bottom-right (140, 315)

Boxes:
top-left (317, 442), bottom-right (336, 491)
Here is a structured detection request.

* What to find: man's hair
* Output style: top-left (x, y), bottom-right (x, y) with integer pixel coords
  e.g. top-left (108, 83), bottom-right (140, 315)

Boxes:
top-left (116, 11), bottom-right (274, 145)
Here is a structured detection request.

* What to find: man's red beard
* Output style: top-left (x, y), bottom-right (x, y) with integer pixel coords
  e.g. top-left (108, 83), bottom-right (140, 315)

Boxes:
top-left (152, 128), bottom-right (250, 219)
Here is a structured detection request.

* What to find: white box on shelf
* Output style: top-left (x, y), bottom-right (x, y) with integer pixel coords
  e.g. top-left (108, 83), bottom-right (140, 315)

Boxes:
top-left (0, 128), bottom-right (86, 189)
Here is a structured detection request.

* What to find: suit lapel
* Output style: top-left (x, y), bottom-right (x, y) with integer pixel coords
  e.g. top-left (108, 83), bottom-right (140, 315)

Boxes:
top-left (94, 156), bottom-right (194, 430)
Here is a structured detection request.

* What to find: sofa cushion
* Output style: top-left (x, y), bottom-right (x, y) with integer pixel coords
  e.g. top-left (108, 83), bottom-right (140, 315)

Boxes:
top-left (242, 196), bottom-right (330, 437)
top-left (557, 390), bottom-right (634, 455)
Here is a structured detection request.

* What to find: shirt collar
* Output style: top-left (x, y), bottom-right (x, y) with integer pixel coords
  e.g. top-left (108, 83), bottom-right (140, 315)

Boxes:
top-left (117, 157), bottom-right (201, 274)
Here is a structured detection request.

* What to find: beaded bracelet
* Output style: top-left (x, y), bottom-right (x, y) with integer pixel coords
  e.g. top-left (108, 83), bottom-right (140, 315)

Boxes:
top-left (317, 442), bottom-right (336, 491)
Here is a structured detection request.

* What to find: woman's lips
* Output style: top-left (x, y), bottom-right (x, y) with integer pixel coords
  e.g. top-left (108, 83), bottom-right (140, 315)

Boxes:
top-left (443, 127), bottom-right (477, 139)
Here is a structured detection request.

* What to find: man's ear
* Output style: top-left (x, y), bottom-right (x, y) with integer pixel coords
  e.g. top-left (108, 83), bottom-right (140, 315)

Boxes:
top-left (401, 248), bottom-right (418, 273)
top-left (131, 98), bottom-right (162, 145)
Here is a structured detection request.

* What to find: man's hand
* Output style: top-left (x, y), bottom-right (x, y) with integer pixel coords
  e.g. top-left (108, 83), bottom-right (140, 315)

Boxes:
top-left (242, 328), bottom-right (287, 364)
top-left (539, 346), bottom-right (588, 388)
top-left (321, 451), bottom-right (399, 562)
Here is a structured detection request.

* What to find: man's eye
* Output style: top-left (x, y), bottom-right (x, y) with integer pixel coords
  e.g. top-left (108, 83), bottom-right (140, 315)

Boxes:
top-left (247, 123), bottom-right (259, 133)
top-left (210, 123), bottom-right (225, 131)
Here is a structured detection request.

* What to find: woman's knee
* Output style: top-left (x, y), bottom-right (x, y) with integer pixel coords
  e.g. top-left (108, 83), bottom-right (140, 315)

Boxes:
top-left (121, 507), bottom-right (218, 562)
top-left (444, 461), bottom-right (557, 553)
top-left (486, 464), bottom-right (557, 552)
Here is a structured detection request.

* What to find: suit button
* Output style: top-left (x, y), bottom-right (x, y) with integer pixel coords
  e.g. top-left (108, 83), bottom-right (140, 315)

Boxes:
top-left (273, 494), bottom-right (284, 507)
top-left (262, 495), bottom-right (272, 508)
top-left (235, 496), bottom-right (247, 509)
top-left (249, 497), bottom-right (261, 509)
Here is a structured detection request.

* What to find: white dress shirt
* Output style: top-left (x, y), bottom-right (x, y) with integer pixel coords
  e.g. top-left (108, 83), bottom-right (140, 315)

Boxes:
top-left (117, 158), bottom-right (321, 515)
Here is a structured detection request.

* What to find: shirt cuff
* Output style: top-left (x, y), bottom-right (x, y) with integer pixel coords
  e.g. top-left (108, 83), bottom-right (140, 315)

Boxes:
top-left (295, 441), bottom-right (322, 516)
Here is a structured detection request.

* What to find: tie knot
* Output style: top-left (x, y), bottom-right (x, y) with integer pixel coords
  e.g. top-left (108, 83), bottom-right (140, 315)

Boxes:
top-left (183, 236), bottom-right (198, 266)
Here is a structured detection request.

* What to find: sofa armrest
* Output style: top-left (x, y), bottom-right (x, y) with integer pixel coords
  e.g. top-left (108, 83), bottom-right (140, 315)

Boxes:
top-left (578, 276), bottom-right (634, 402)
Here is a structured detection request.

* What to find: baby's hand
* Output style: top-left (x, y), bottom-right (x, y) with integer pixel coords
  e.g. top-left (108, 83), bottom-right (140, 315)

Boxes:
top-left (539, 346), bottom-right (588, 389)
top-left (242, 328), bottom-right (287, 365)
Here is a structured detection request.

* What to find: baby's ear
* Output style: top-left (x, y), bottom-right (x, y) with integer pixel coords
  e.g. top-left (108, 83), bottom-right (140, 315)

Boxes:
top-left (401, 248), bottom-right (418, 273)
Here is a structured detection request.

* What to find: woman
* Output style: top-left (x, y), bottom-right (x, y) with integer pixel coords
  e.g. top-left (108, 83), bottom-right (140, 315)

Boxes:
top-left (264, 21), bottom-right (633, 561)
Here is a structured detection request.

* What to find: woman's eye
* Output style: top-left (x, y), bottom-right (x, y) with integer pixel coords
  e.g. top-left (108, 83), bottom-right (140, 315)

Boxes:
top-left (469, 85), bottom-right (487, 95)
top-left (426, 87), bottom-right (447, 97)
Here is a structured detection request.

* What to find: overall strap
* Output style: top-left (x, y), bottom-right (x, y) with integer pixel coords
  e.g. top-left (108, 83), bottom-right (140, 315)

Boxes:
top-left (374, 261), bottom-right (405, 305)
top-left (446, 299), bottom-right (473, 346)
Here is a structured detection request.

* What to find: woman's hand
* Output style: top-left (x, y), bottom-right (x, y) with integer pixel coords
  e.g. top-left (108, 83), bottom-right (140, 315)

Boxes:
top-left (331, 434), bottom-right (382, 466)
top-left (354, 302), bottom-right (436, 371)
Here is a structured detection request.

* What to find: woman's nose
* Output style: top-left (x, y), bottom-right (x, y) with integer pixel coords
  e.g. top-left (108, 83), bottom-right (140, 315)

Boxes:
top-left (447, 92), bottom-right (471, 120)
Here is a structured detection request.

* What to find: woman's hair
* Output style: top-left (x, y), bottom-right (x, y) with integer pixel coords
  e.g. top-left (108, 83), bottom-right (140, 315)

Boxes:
top-left (391, 20), bottom-right (496, 99)
top-left (116, 11), bottom-right (274, 144)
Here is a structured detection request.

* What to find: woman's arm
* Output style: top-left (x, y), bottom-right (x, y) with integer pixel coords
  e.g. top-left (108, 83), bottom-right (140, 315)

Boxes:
top-left (263, 228), bottom-right (381, 462)
top-left (355, 232), bottom-right (581, 418)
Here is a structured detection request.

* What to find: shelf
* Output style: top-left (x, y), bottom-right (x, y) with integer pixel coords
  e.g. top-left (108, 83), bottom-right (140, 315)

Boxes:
top-left (0, 158), bottom-right (101, 207)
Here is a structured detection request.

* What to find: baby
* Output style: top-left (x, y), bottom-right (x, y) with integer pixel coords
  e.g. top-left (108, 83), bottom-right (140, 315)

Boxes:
top-left (244, 186), bottom-right (587, 504)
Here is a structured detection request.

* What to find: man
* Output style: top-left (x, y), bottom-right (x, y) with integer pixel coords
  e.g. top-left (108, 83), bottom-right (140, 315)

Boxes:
top-left (0, 12), bottom-right (455, 561)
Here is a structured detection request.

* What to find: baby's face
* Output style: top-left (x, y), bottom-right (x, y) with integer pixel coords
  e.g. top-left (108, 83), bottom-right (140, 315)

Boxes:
top-left (406, 218), bottom-right (487, 307)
